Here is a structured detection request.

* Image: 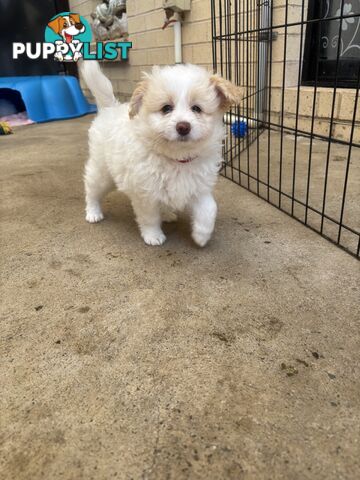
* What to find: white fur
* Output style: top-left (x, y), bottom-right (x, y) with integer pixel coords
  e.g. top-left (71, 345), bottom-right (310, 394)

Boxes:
top-left (82, 61), bottom-right (227, 247)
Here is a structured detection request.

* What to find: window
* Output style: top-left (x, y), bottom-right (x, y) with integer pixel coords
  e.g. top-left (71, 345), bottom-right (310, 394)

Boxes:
top-left (302, 0), bottom-right (360, 88)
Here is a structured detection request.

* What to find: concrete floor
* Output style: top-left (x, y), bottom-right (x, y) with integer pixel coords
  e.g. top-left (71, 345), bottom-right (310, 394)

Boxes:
top-left (223, 128), bottom-right (360, 255)
top-left (1, 116), bottom-right (359, 480)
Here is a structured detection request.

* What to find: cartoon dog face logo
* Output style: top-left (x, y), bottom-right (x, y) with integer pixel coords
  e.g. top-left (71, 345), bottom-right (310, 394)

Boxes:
top-left (47, 13), bottom-right (86, 62)
top-left (48, 14), bottom-right (85, 43)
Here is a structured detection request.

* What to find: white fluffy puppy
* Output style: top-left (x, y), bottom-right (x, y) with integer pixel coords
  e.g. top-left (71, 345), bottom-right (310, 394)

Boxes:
top-left (81, 61), bottom-right (242, 246)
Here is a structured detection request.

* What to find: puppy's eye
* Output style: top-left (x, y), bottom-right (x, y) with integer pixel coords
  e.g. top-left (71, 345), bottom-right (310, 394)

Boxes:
top-left (161, 105), bottom-right (173, 114)
top-left (191, 105), bottom-right (202, 113)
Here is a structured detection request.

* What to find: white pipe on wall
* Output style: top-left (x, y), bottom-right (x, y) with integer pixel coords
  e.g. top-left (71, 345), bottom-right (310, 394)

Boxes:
top-left (173, 12), bottom-right (182, 64)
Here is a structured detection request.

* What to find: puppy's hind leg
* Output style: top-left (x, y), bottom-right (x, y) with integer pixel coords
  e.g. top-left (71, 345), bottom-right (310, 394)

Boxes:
top-left (131, 196), bottom-right (166, 246)
top-left (84, 160), bottom-right (114, 223)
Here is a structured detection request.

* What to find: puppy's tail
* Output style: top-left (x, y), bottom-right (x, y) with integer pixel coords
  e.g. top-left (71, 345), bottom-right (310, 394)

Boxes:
top-left (79, 60), bottom-right (117, 109)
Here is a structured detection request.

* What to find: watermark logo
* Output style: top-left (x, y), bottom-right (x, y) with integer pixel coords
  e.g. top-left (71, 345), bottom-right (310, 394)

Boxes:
top-left (13, 12), bottom-right (132, 62)
top-left (45, 12), bottom-right (92, 62)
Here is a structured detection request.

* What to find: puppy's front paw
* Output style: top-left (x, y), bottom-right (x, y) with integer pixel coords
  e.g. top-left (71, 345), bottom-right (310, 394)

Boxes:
top-left (192, 229), bottom-right (212, 247)
top-left (86, 210), bottom-right (104, 223)
top-left (142, 230), bottom-right (166, 246)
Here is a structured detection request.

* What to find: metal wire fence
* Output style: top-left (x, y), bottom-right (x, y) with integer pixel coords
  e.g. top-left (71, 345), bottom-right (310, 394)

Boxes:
top-left (211, 0), bottom-right (360, 257)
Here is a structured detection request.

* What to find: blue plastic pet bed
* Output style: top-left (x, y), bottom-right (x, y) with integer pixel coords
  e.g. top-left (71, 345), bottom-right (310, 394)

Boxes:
top-left (0, 75), bottom-right (96, 123)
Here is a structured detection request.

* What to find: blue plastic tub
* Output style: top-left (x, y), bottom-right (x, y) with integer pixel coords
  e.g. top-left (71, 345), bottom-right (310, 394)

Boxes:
top-left (0, 75), bottom-right (96, 123)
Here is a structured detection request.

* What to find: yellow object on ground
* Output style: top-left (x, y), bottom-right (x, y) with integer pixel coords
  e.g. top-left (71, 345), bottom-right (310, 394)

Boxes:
top-left (0, 121), bottom-right (13, 135)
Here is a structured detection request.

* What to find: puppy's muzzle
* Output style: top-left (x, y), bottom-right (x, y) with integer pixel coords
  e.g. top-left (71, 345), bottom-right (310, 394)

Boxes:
top-left (176, 121), bottom-right (191, 137)
top-left (75, 22), bottom-right (84, 30)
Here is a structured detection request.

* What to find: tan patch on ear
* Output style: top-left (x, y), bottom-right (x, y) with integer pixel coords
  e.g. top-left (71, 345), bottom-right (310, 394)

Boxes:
top-left (47, 16), bottom-right (63, 35)
top-left (210, 75), bottom-right (244, 110)
top-left (70, 13), bottom-right (81, 24)
top-left (128, 80), bottom-right (148, 119)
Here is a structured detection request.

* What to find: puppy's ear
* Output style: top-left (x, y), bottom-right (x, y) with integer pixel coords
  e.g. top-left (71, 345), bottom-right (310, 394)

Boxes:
top-left (210, 75), bottom-right (244, 110)
top-left (70, 13), bottom-right (81, 24)
top-left (47, 16), bottom-right (63, 35)
top-left (128, 80), bottom-right (148, 119)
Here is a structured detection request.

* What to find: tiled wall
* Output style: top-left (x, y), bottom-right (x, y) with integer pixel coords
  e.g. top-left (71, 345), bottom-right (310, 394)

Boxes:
top-left (69, 0), bottom-right (213, 102)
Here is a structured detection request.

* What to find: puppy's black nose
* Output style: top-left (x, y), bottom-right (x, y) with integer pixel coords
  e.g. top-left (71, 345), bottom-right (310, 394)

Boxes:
top-left (75, 22), bottom-right (83, 30)
top-left (176, 121), bottom-right (191, 136)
